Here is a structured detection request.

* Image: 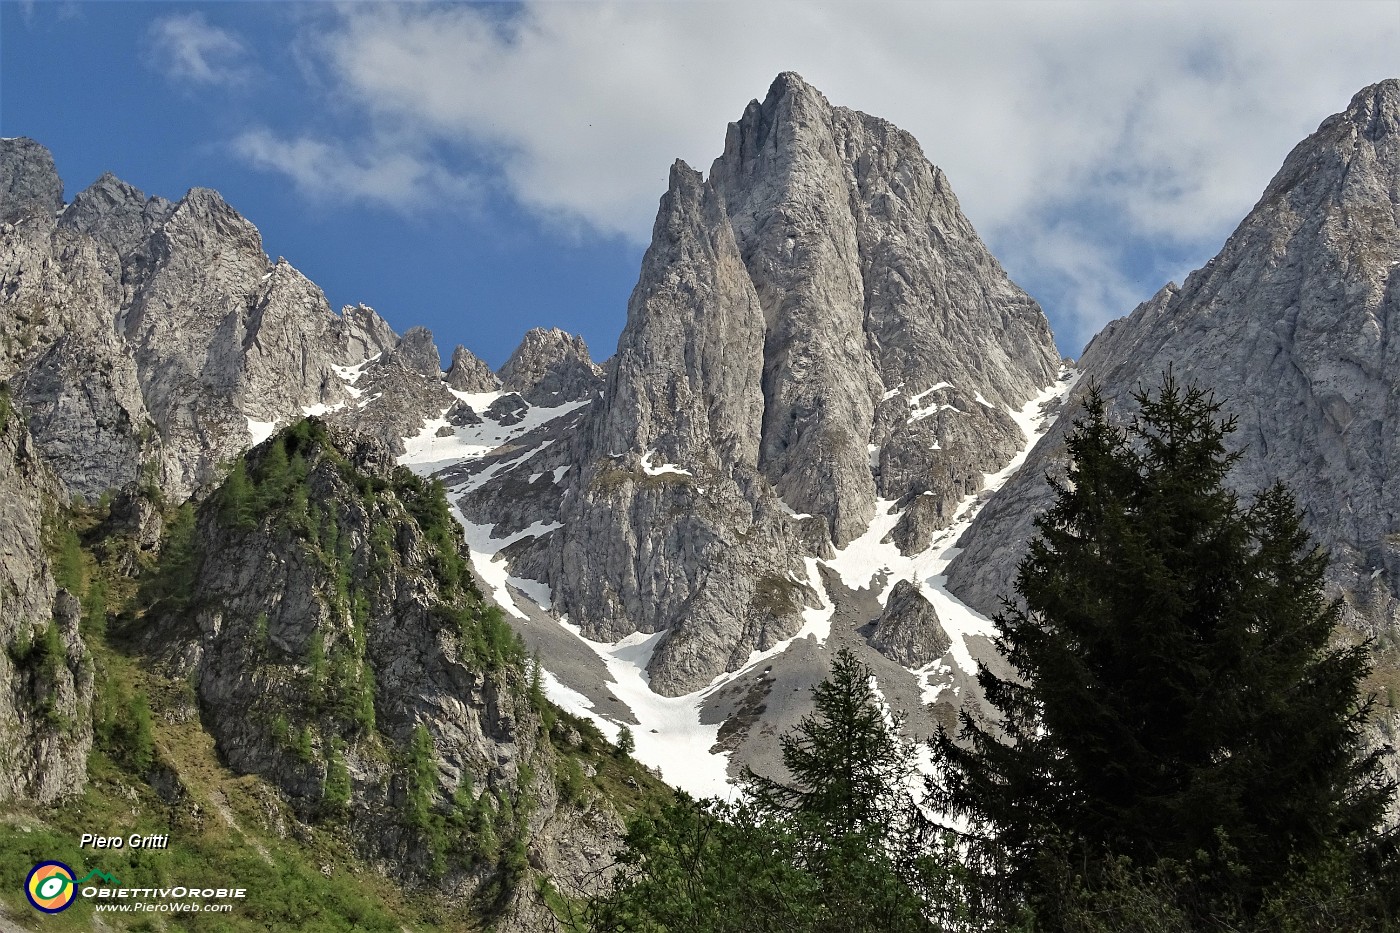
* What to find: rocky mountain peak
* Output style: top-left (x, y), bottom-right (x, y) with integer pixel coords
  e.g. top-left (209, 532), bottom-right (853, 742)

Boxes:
top-left (704, 70), bottom-right (1059, 546)
top-left (162, 186), bottom-right (261, 249)
top-left (948, 77), bottom-right (1400, 632)
top-left (445, 344), bottom-right (500, 393)
top-left (1345, 77), bottom-right (1399, 139)
top-left (59, 171), bottom-right (174, 258)
top-left (498, 326), bottom-right (603, 405)
top-left (470, 73), bottom-right (1061, 695)
top-left (339, 303), bottom-right (399, 361)
top-left (0, 137), bottom-right (63, 225)
top-left (385, 325), bottom-right (443, 377)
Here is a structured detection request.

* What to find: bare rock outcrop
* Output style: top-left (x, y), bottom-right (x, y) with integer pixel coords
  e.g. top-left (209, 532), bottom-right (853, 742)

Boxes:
top-left (0, 400), bottom-right (93, 804)
top-left (0, 137), bottom-right (62, 224)
top-left (870, 580), bottom-right (950, 668)
top-left (498, 327), bottom-right (604, 406)
top-left (948, 79), bottom-right (1400, 631)
top-left (505, 73), bottom-right (1059, 694)
top-left (446, 344), bottom-right (501, 393)
top-left (145, 422), bottom-right (622, 896)
top-left (0, 142), bottom-right (404, 500)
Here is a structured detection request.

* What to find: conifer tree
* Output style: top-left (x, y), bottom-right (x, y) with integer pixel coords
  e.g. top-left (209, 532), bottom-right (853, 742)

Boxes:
top-left (220, 459), bottom-right (256, 530)
top-left (747, 648), bottom-right (917, 843)
top-left (929, 376), bottom-right (1395, 923)
top-left (591, 649), bottom-right (941, 933)
top-left (745, 648), bottom-right (938, 932)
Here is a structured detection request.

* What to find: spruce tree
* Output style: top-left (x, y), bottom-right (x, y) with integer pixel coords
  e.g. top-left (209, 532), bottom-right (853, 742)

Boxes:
top-left (591, 650), bottom-right (943, 933)
top-left (929, 375), bottom-right (1394, 923)
top-left (745, 648), bottom-right (937, 932)
top-left (747, 648), bottom-right (917, 844)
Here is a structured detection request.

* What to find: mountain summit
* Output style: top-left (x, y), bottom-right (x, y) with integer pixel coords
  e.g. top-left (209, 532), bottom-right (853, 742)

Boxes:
top-left (452, 72), bottom-right (1061, 697)
top-left (948, 78), bottom-right (1400, 636)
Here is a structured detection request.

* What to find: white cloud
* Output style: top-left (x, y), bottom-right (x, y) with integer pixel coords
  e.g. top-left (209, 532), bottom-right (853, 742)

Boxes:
top-left (231, 128), bottom-right (479, 212)
top-left (259, 1), bottom-right (1398, 349)
top-left (148, 13), bottom-right (252, 87)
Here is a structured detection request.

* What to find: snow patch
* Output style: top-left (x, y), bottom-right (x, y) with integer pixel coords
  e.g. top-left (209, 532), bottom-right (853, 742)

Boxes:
top-left (507, 574), bottom-right (553, 610)
top-left (908, 383), bottom-right (964, 423)
top-left (775, 497), bottom-right (813, 521)
top-left (245, 417), bottom-right (278, 446)
top-left (818, 370), bottom-right (1078, 677)
top-left (909, 382), bottom-right (953, 405)
top-left (397, 396), bottom-right (588, 479)
top-left (332, 354), bottom-right (378, 399)
top-left (455, 517), bottom-right (562, 619)
top-left (705, 557), bottom-right (835, 687)
top-left (916, 658), bottom-right (954, 706)
top-left (640, 449), bottom-right (692, 477)
top-left (549, 624), bottom-right (735, 799)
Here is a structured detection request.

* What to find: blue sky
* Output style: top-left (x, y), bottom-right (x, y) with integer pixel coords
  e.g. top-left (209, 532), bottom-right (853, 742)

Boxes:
top-left (3, 2), bottom-right (1397, 369)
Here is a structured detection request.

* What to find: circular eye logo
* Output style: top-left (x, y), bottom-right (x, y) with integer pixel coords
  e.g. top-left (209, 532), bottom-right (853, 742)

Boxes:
top-left (26, 861), bottom-right (76, 913)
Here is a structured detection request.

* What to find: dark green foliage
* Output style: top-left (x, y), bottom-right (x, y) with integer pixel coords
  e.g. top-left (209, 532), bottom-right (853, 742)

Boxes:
top-left (405, 724), bottom-right (438, 833)
top-left (444, 601), bottom-right (526, 671)
top-left (125, 690), bottom-right (156, 772)
top-left (8, 619), bottom-right (71, 729)
top-left (1020, 838), bottom-right (1400, 933)
top-left (615, 725), bottom-right (635, 759)
top-left (527, 650), bottom-right (556, 733)
top-left (220, 458), bottom-right (257, 530)
top-left (271, 713), bottom-right (290, 747)
top-left (593, 650), bottom-right (941, 932)
top-left (8, 619), bottom-right (65, 676)
top-left (0, 380), bottom-right (10, 430)
top-left (82, 575), bottom-right (107, 637)
top-left (589, 794), bottom-right (823, 933)
top-left (307, 630), bottom-right (327, 707)
top-left (296, 725), bottom-right (314, 763)
top-left (930, 377), bottom-right (1396, 925)
top-left (323, 741), bottom-right (351, 813)
top-left (557, 754), bottom-right (588, 804)
top-left (393, 470), bottom-right (471, 595)
top-left (326, 639), bottom-right (376, 735)
top-left (95, 674), bottom-right (155, 773)
top-left (215, 418), bottom-right (332, 537)
top-left (747, 649), bottom-right (917, 842)
top-left (139, 500), bottom-right (198, 614)
top-left (51, 519), bottom-right (85, 595)
top-left (257, 431), bottom-right (292, 510)
top-left (744, 648), bottom-right (938, 932)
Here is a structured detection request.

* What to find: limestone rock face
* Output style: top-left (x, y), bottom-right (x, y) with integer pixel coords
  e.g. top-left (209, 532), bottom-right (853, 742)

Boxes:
top-left (708, 72), bottom-right (1059, 546)
top-left (0, 137), bottom-right (63, 224)
top-left (0, 407), bottom-right (93, 804)
top-left (0, 142), bottom-right (406, 500)
top-left (59, 171), bottom-right (175, 260)
top-left (330, 327), bottom-right (456, 454)
top-left (871, 580), bottom-right (950, 668)
top-left (446, 344), bottom-right (501, 393)
top-left (497, 327), bottom-right (604, 405)
top-left (543, 162), bottom-right (815, 694)
top-left (340, 304), bottom-right (400, 362)
top-left (948, 80), bottom-right (1400, 633)
top-left (469, 73), bottom-right (1059, 695)
top-left (145, 423), bottom-right (620, 898)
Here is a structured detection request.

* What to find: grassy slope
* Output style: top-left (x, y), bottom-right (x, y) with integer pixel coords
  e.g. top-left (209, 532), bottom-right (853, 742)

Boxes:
top-left (0, 489), bottom-right (673, 931)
